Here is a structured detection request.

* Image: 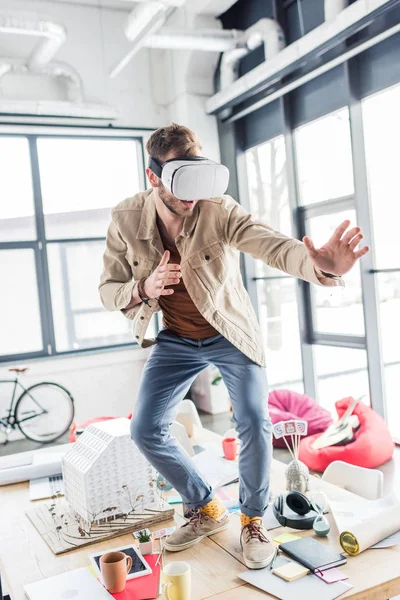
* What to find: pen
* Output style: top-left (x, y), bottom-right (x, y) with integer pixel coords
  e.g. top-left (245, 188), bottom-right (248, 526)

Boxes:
top-left (270, 548), bottom-right (279, 570)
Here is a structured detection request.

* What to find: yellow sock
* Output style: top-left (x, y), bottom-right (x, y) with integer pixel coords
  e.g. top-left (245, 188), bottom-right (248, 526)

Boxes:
top-left (201, 497), bottom-right (228, 521)
top-left (241, 514), bottom-right (262, 528)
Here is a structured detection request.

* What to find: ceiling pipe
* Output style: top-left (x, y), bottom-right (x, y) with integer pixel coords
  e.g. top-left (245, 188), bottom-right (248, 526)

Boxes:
top-left (0, 12), bottom-right (66, 70)
top-left (325, 0), bottom-right (349, 21)
top-left (218, 19), bottom-right (285, 119)
top-left (0, 59), bottom-right (83, 102)
top-left (145, 28), bottom-right (242, 52)
top-left (110, 0), bottom-right (183, 78)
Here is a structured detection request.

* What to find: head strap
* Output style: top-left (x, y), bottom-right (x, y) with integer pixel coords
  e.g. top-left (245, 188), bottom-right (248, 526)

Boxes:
top-left (148, 155), bottom-right (208, 177)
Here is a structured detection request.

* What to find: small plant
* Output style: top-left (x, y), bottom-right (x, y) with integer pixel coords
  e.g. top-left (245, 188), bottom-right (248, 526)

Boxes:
top-left (211, 369), bottom-right (222, 385)
top-left (138, 531), bottom-right (151, 543)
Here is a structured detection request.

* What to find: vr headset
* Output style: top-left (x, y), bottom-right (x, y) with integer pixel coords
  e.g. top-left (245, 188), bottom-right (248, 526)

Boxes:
top-left (273, 492), bottom-right (318, 530)
top-left (148, 155), bottom-right (230, 201)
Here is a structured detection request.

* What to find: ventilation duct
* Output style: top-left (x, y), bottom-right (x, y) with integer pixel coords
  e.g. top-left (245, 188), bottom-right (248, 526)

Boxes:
top-left (110, 0), bottom-right (184, 78)
top-left (0, 59), bottom-right (83, 102)
top-left (145, 28), bottom-right (242, 52)
top-left (325, 0), bottom-right (349, 20)
top-left (0, 12), bottom-right (66, 70)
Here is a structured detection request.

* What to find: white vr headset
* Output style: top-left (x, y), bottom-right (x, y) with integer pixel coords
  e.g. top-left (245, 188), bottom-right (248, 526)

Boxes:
top-left (148, 155), bottom-right (230, 201)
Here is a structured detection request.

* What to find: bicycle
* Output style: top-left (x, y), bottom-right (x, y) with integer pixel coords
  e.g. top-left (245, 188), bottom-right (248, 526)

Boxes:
top-left (0, 366), bottom-right (75, 444)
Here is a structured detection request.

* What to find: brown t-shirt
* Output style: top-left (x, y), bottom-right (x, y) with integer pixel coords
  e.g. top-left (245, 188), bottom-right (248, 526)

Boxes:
top-left (157, 231), bottom-right (218, 340)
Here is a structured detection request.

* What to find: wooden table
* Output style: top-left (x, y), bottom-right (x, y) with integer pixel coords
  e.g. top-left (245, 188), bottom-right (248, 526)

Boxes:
top-left (0, 427), bottom-right (399, 600)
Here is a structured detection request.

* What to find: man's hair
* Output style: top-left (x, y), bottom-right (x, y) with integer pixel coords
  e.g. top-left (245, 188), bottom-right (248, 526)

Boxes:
top-left (146, 123), bottom-right (202, 161)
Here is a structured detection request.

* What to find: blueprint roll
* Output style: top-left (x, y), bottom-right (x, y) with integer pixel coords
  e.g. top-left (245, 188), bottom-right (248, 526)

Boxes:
top-left (340, 503), bottom-right (400, 555)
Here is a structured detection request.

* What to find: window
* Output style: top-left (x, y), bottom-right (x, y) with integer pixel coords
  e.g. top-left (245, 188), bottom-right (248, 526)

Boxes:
top-left (305, 210), bottom-right (365, 336)
top-left (0, 133), bottom-right (145, 361)
top-left (257, 278), bottom-right (304, 391)
top-left (0, 249), bottom-right (42, 355)
top-left (313, 346), bottom-right (370, 416)
top-left (0, 137), bottom-right (36, 242)
top-left (363, 83), bottom-right (400, 440)
top-left (295, 108), bottom-right (354, 205)
top-left (37, 138), bottom-right (140, 239)
top-left (246, 136), bottom-right (304, 391)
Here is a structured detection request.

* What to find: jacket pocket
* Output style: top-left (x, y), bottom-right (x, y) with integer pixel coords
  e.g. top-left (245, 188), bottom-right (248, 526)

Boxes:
top-left (187, 242), bottom-right (227, 290)
top-left (126, 252), bottom-right (156, 280)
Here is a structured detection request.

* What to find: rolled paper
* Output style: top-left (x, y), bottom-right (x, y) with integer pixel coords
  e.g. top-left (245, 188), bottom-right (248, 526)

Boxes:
top-left (340, 503), bottom-right (400, 555)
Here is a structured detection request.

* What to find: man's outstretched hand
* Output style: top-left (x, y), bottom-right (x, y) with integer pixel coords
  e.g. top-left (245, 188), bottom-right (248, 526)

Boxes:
top-left (303, 220), bottom-right (370, 277)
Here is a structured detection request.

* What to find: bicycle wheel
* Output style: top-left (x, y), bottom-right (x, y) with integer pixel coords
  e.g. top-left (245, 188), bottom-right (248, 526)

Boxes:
top-left (15, 382), bottom-right (75, 443)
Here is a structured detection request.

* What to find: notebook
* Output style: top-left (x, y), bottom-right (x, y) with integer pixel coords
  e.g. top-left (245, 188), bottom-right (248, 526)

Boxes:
top-left (280, 538), bottom-right (347, 573)
top-left (25, 567), bottom-right (113, 600)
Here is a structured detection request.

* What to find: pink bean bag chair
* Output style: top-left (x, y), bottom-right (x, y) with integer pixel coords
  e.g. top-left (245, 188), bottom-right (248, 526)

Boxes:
top-left (299, 397), bottom-right (394, 472)
top-left (269, 389), bottom-right (333, 448)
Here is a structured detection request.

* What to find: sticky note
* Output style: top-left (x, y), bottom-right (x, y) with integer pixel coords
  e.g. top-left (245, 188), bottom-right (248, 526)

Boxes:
top-left (272, 561), bottom-right (310, 582)
top-left (273, 532), bottom-right (301, 544)
top-left (315, 568), bottom-right (349, 583)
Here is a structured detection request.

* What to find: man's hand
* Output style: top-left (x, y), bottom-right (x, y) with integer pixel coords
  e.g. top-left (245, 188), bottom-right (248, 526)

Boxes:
top-left (143, 250), bottom-right (181, 298)
top-left (303, 220), bottom-right (370, 277)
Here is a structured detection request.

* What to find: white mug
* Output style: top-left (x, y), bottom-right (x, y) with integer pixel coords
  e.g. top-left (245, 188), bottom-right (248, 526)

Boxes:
top-left (162, 561), bottom-right (191, 600)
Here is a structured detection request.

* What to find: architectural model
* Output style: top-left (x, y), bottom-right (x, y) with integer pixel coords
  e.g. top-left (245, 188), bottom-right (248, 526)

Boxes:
top-left (62, 417), bottom-right (158, 525)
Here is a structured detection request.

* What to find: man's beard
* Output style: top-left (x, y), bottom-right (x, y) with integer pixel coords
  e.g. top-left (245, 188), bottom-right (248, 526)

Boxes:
top-left (158, 185), bottom-right (195, 216)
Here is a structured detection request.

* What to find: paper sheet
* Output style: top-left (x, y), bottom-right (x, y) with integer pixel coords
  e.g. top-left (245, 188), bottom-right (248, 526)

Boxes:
top-left (192, 444), bottom-right (239, 489)
top-left (239, 557), bottom-right (352, 600)
top-left (329, 493), bottom-right (400, 548)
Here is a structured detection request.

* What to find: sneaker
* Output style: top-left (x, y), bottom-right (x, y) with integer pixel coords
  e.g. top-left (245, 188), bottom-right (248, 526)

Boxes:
top-left (164, 509), bottom-right (229, 552)
top-left (240, 520), bottom-right (275, 569)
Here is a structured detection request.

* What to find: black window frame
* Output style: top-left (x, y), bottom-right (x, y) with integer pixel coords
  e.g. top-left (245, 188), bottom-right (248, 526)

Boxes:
top-left (0, 126), bottom-right (151, 364)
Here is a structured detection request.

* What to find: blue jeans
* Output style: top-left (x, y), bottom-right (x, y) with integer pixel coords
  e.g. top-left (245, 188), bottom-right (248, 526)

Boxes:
top-left (130, 329), bottom-right (272, 517)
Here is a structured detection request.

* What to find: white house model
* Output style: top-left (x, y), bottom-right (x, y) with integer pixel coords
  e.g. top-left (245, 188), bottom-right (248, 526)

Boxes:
top-left (62, 417), bottom-right (158, 525)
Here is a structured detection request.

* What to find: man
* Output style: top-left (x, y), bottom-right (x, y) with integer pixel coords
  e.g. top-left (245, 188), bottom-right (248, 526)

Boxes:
top-left (99, 123), bottom-right (369, 569)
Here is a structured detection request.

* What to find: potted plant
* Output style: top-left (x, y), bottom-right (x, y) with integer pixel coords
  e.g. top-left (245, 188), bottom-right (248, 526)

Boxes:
top-left (138, 531), bottom-right (153, 555)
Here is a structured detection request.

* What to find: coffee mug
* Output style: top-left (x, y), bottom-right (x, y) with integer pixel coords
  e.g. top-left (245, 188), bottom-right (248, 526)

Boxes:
top-left (100, 551), bottom-right (133, 593)
top-left (162, 561), bottom-right (191, 600)
top-left (222, 437), bottom-right (237, 460)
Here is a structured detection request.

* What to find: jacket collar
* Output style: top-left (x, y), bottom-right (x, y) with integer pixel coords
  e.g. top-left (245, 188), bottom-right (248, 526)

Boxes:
top-left (137, 189), bottom-right (199, 240)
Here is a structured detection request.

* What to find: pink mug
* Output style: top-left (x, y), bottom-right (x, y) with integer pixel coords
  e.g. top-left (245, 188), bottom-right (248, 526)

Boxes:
top-left (222, 437), bottom-right (238, 460)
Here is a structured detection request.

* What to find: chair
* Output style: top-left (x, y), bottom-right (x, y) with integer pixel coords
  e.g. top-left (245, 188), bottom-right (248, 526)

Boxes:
top-left (322, 460), bottom-right (384, 500)
top-left (175, 399), bottom-right (203, 437)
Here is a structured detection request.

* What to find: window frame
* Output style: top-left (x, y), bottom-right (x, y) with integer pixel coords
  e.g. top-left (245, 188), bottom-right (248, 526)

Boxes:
top-left (0, 126), bottom-right (149, 363)
top-left (235, 72), bottom-right (388, 425)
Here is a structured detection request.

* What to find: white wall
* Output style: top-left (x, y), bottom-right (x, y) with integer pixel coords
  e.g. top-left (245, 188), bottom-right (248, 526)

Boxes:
top-left (0, 0), bottom-right (168, 127)
top-left (0, 0), bottom-right (226, 429)
top-left (0, 346), bottom-right (151, 442)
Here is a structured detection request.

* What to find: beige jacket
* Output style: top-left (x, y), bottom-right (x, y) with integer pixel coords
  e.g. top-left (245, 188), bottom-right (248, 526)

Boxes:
top-left (99, 190), bottom-right (342, 367)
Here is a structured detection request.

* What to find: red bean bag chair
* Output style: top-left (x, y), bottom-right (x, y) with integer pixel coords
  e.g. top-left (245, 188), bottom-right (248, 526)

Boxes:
top-left (299, 397), bottom-right (394, 472)
top-left (269, 389), bottom-right (333, 448)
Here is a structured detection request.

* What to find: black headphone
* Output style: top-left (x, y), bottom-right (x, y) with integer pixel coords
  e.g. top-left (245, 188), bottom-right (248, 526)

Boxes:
top-left (273, 492), bottom-right (318, 530)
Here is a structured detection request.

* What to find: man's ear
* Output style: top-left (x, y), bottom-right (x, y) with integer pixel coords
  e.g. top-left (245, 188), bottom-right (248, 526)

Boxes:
top-left (146, 167), bottom-right (161, 188)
